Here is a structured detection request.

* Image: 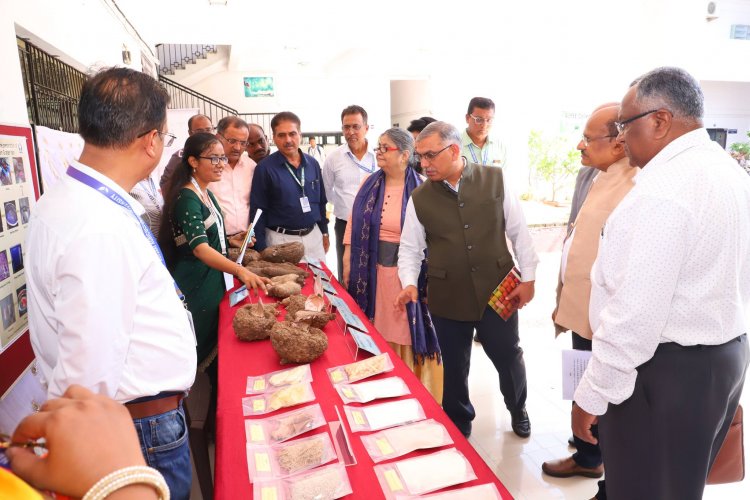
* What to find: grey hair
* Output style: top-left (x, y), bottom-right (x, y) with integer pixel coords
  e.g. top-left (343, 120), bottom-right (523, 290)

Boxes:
top-left (632, 67), bottom-right (704, 121)
top-left (381, 127), bottom-right (414, 158)
top-left (417, 121), bottom-right (462, 147)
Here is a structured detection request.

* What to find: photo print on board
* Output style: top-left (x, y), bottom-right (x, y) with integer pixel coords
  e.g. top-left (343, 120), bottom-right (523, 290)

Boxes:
top-left (0, 159), bottom-right (11, 186)
top-left (4, 201), bottom-right (18, 229)
top-left (9, 244), bottom-right (23, 274)
top-left (19, 197), bottom-right (30, 224)
top-left (0, 250), bottom-right (9, 283)
top-left (16, 285), bottom-right (26, 317)
top-left (0, 293), bottom-right (15, 331)
top-left (13, 158), bottom-right (25, 184)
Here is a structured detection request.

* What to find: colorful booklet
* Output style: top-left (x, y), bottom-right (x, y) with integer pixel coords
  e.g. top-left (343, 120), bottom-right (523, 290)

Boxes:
top-left (487, 267), bottom-right (521, 321)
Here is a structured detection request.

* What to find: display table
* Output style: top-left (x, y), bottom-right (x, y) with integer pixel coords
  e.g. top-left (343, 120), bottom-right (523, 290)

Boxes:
top-left (214, 265), bottom-right (512, 499)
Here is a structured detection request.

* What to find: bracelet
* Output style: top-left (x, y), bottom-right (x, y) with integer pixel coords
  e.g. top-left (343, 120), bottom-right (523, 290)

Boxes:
top-left (82, 465), bottom-right (169, 500)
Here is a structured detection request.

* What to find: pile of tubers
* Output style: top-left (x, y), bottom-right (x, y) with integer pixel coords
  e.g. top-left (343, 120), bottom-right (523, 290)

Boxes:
top-left (233, 302), bottom-right (279, 341)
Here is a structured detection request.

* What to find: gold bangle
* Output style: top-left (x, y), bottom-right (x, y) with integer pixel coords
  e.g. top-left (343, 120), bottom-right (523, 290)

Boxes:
top-left (82, 465), bottom-right (169, 500)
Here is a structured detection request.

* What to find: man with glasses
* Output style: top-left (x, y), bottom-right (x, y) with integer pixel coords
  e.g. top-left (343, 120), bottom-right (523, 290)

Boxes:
top-left (572, 67), bottom-right (750, 500)
top-left (209, 116), bottom-right (255, 243)
top-left (250, 111), bottom-right (329, 261)
top-left (322, 105), bottom-right (378, 281)
top-left (26, 67), bottom-right (196, 499)
top-left (461, 97), bottom-right (506, 167)
top-left (396, 121), bottom-right (538, 439)
top-left (246, 123), bottom-right (271, 164)
top-left (542, 104), bottom-right (636, 495)
top-left (160, 113), bottom-right (214, 189)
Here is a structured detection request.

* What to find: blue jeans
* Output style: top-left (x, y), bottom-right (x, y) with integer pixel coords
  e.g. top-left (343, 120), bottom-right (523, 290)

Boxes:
top-left (132, 403), bottom-right (192, 500)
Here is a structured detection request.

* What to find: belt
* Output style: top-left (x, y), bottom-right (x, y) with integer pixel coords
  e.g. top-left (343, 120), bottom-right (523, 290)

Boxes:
top-left (271, 226), bottom-right (314, 236)
top-left (125, 393), bottom-right (184, 420)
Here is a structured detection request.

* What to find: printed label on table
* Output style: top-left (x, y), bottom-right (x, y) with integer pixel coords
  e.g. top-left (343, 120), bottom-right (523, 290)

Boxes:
top-left (254, 452), bottom-right (271, 472)
top-left (328, 295), bottom-right (347, 311)
top-left (322, 280), bottom-right (337, 295)
top-left (249, 424), bottom-right (265, 442)
top-left (352, 411), bottom-right (365, 425)
top-left (350, 329), bottom-right (381, 355)
top-left (342, 387), bottom-right (355, 399)
top-left (253, 399), bottom-right (266, 412)
top-left (310, 265), bottom-right (330, 282)
top-left (261, 487), bottom-right (278, 500)
top-left (376, 438), bottom-right (395, 455)
top-left (306, 257), bottom-right (323, 269)
top-left (331, 370), bottom-right (344, 383)
top-left (253, 379), bottom-right (266, 392)
top-left (229, 286), bottom-right (249, 306)
top-left (384, 469), bottom-right (404, 491)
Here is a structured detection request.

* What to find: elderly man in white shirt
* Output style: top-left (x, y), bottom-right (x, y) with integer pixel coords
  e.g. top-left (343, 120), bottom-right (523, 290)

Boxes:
top-left (573, 67), bottom-right (750, 500)
top-left (26, 67), bottom-right (196, 500)
top-left (322, 105), bottom-right (378, 281)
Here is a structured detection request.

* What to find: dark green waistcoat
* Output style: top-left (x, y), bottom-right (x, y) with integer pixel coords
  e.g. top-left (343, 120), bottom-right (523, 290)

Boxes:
top-left (411, 162), bottom-right (514, 321)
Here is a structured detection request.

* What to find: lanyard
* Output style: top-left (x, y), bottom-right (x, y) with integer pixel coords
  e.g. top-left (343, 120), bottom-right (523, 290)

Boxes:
top-left (468, 143), bottom-right (489, 166)
top-left (346, 151), bottom-right (376, 174)
top-left (141, 177), bottom-right (160, 206)
top-left (285, 162), bottom-right (306, 196)
top-left (66, 166), bottom-right (184, 300)
top-left (190, 177), bottom-right (227, 256)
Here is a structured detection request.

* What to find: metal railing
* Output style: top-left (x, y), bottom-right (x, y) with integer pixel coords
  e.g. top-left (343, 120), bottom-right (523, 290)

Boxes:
top-left (159, 76), bottom-right (239, 124)
top-left (156, 44), bottom-right (218, 75)
top-left (16, 38), bottom-right (86, 133)
top-left (237, 113), bottom-right (276, 135)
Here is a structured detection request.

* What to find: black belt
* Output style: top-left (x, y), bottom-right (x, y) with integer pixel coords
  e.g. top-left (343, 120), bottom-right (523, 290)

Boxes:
top-left (271, 226), bottom-right (314, 236)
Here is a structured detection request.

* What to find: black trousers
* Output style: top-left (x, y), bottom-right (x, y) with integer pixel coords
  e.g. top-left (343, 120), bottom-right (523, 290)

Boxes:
top-left (432, 305), bottom-right (527, 434)
top-left (598, 334), bottom-right (749, 500)
top-left (572, 332), bottom-right (602, 468)
top-left (334, 217), bottom-right (347, 282)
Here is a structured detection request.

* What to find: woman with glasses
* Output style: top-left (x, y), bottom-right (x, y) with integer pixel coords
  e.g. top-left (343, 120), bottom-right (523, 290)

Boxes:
top-left (159, 133), bottom-right (268, 372)
top-left (342, 128), bottom-right (443, 401)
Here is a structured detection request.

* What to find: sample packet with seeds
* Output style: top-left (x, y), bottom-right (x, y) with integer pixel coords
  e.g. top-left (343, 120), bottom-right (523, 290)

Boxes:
top-left (245, 404), bottom-right (326, 445)
top-left (361, 419), bottom-right (453, 462)
top-left (246, 365), bottom-right (313, 394)
top-left (246, 432), bottom-right (336, 480)
top-left (242, 383), bottom-right (315, 416)
top-left (327, 353), bottom-right (393, 384)
top-left (252, 463), bottom-right (352, 500)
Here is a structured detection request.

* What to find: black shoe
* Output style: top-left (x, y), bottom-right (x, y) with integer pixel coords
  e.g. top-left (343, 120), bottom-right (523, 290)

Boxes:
top-left (511, 407), bottom-right (531, 438)
top-left (456, 421), bottom-right (472, 438)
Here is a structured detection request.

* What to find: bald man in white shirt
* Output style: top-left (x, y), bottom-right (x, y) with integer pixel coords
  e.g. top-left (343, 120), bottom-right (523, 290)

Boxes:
top-left (573, 67), bottom-right (750, 500)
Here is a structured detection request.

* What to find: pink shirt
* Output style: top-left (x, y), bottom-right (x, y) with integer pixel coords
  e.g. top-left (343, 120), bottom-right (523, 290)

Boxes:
top-left (208, 154), bottom-right (256, 235)
top-left (344, 184), bottom-right (403, 244)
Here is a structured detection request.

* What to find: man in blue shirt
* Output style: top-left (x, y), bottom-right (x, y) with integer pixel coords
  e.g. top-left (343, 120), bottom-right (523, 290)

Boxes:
top-left (250, 111), bottom-right (329, 261)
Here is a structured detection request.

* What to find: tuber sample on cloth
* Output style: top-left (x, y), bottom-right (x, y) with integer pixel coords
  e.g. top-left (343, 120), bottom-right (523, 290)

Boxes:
top-left (267, 281), bottom-right (303, 298)
top-left (227, 247), bottom-right (261, 265)
top-left (233, 302), bottom-right (279, 341)
top-left (281, 294), bottom-right (309, 317)
top-left (246, 260), bottom-right (309, 279)
top-left (270, 273), bottom-right (306, 286)
top-left (271, 321), bottom-right (328, 364)
top-left (292, 310), bottom-right (336, 329)
top-left (260, 241), bottom-right (305, 264)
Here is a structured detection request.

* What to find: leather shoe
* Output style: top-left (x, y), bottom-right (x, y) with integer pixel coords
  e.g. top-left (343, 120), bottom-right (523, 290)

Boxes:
top-left (511, 407), bottom-right (531, 438)
top-left (542, 456), bottom-right (604, 479)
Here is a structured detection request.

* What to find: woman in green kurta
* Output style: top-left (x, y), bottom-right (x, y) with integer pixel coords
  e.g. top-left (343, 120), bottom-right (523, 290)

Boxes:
top-left (159, 133), bottom-right (268, 367)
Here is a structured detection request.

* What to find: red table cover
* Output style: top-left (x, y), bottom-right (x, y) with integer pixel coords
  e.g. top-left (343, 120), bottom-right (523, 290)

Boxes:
top-left (214, 266), bottom-right (513, 499)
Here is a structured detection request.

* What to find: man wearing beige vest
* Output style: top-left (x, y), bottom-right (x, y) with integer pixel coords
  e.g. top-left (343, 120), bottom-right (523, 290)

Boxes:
top-left (542, 104), bottom-right (636, 497)
top-left (397, 121), bottom-right (539, 438)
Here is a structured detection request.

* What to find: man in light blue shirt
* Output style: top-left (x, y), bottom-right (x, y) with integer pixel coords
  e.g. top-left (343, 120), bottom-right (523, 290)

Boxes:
top-left (460, 97), bottom-right (506, 167)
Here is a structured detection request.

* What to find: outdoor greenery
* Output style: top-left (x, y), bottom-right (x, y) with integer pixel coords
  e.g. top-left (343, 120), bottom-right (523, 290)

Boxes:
top-left (527, 130), bottom-right (581, 203)
top-left (729, 131), bottom-right (750, 156)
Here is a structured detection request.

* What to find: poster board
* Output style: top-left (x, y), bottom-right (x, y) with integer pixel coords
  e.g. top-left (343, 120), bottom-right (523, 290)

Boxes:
top-left (0, 124), bottom-right (40, 397)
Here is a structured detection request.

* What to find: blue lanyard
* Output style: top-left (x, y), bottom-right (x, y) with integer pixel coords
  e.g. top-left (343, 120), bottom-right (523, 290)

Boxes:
top-left (346, 151), bottom-right (375, 174)
top-left (66, 166), bottom-right (184, 300)
top-left (468, 143), bottom-right (489, 166)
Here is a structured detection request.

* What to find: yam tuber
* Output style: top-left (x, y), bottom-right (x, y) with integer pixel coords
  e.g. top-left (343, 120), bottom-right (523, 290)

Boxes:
top-left (233, 303), bottom-right (278, 341)
top-left (270, 321), bottom-right (328, 364)
top-left (260, 242), bottom-right (305, 264)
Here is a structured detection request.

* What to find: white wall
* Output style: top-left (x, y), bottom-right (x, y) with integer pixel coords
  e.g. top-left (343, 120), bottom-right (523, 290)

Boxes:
top-left (702, 80), bottom-right (750, 149)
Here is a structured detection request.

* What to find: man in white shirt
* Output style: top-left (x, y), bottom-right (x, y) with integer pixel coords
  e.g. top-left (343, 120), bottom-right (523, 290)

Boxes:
top-left (573, 67), bottom-right (750, 500)
top-left (396, 121), bottom-right (539, 439)
top-left (210, 116), bottom-right (255, 241)
top-left (460, 97), bottom-right (506, 167)
top-left (26, 67), bottom-right (197, 499)
top-left (322, 105), bottom-right (377, 281)
top-left (307, 137), bottom-right (325, 163)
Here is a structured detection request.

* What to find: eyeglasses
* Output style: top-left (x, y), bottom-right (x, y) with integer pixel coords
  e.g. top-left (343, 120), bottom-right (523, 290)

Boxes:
top-left (342, 124), bottom-right (363, 132)
top-left (413, 145), bottom-right (452, 163)
top-left (218, 133), bottom-right (249, 147)
top-left (198, 155), bottom-right (229, 165)
top-left (137, 130), bottom-right (177, 147)
top-left (614, 109), bottom-right (659, 134)
top-left (469, 114), bottom-right (494, 125)
top-left (580, 134), bottom-right (617, 147)
top-left (191, 127), bottom-right (216, 134)
top-left (373, 144), bottom-right (400, 154)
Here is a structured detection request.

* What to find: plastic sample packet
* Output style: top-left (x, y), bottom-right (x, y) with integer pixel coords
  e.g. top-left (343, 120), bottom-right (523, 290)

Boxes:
top-left (246, 432), bottom-right (336, 480)
top-left (246, 365), bottom-right (313, 394)
top-left (242, 383), bottom-right (315, 416)
top-left (252, 463), bottom-right (352, 500)
top-left (374, 448), bottom-right (477, 498)
top-left (361, 419), bottom-right (453, 462)
top-left (327, 352), bottom-right (394, 384)
top-left (245, 404), bottom-right (326, 445)
top-left (335, 376), bottom-right (410, 404)
top-left (406, 483), bottom-right (503, 500)
top-left (344, 398), bottom-right (425, 432)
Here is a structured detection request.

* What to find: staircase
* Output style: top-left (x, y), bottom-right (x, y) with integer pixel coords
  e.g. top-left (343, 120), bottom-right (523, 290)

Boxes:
top-left (156, 44), bottom-right (218, 76)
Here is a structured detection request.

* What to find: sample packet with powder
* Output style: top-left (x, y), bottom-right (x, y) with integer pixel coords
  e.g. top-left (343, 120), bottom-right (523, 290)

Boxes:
top-left (334, 376), bottom-right (409, 404)
top-left (246, 364), bottom-right (312, 394)
top-left (344, 398), bottom-right (425, 432)
top-left (252, 463), bottom-right (352, 500)
top-left (405, 483), bottom-right (503, 500)
top-left (242, 383), bottom-right (315, 416)
top-left (374, 448), bottom-right (477, 498)
top-left (361, 419), bottom-right (453, 462)
top-left (327, 352), bottom-right (394, 384)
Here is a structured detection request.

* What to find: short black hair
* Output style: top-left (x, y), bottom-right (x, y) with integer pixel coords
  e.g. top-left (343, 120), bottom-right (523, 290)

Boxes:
top-left (78, 67), bottom-right (169, 148)
top-left (216, 116), bottom-right (249, 134)
top-left (271, 111), bottom-right (301, 134)
top-left (467, 97), bottom-right (495, 115)
top-left (406, 116), bottom-right (437, 133)
top-left (341, 105), bottom-right (368, 125)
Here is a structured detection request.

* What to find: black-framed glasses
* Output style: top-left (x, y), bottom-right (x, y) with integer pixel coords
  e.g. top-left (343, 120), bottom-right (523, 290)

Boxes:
top-left (469, 114), bottom-right (494, 125)
top-left (137, 130), bottom-right (177, 147)
top-left (413, 145), bottom-right (452, 163)
top-left (218, 133), bottom-right (249, 147)
top-left (373, 144), bottom-right (400, 154)
top-left (615, 109), bottom-right (659, 134)
top-left (198, 155), bottom-right (229, 165)
top-left (580, 134), bottom-right (617, 147)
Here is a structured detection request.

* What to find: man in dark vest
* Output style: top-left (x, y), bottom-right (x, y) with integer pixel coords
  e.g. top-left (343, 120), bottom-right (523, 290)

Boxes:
top-left (396, 121), bottom-right (539, 438)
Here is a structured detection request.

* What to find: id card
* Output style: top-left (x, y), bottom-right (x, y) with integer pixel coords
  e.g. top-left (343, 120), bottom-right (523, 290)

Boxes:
top-left (300, 196), bottom-right (311, 213)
